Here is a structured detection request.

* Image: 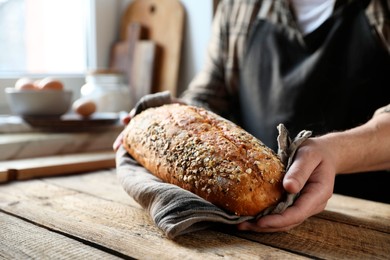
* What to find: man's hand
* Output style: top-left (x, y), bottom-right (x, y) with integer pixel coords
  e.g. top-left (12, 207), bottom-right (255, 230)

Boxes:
top-left (237, 138), bottom-right (336, 232)
top-left (113, 110), bottom-right (133, 151)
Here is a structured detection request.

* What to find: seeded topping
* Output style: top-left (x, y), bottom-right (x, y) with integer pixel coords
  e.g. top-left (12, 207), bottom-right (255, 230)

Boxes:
top-left (123, 104), bottom-right (285, 216)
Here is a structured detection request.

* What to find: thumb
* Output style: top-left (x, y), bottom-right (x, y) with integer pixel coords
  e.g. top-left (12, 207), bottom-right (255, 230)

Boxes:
top-left (283, 153), bottom-right (319, 194)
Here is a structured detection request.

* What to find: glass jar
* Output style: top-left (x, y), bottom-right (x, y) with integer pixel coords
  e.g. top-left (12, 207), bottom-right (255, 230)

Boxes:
top-left (80, 70), bottom-right (133, 113)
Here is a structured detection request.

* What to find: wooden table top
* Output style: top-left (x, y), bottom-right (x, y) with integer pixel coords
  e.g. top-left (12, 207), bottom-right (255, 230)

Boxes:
top-left (1, 168), bottom-right (389, 259)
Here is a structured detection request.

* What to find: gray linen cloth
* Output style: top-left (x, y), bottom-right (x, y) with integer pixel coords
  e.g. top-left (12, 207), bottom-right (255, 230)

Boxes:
top-left (116, 121), bottom-right (312, 239)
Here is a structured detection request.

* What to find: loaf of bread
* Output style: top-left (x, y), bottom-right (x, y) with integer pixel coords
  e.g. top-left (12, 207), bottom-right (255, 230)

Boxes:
top-left (122, 104), bottom-right (285, 216)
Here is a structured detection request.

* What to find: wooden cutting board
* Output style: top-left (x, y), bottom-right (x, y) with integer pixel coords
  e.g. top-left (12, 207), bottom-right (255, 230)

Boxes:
top-left (131, 40), bottom-right (157, 103)
top-left (110, 23), bottom-right (157, 106)
top-left (120, 0), bottom-right (185, 96)
top-left (110, 23), bottom-right (143, 78)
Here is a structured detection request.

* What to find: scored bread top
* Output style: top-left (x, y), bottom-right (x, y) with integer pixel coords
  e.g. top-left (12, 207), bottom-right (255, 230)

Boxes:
top-left (123, 104), bottom-right (285, 216)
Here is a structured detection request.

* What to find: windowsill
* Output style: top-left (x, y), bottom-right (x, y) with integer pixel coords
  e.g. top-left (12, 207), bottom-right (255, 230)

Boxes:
top-left (0, 115), bottom-right (123, 161)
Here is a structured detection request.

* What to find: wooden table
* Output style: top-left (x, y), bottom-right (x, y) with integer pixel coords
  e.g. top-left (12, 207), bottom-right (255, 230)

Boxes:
top-left (1, 165), bottom-right (389, 259)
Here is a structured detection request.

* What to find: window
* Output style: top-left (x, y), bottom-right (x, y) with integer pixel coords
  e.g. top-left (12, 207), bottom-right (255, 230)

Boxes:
top-left (0, 0), bottom-right (89, 75)
top-left (0, 1), bottom-right (213, 114)
top-left (0, 0), bottom-right (120, 114)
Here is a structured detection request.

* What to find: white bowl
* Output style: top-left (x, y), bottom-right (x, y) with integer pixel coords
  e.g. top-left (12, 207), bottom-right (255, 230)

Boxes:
top-left (5, 88), bottom-right (73, 117)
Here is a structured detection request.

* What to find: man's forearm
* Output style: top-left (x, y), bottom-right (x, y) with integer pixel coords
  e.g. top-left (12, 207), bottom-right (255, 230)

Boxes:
top-left (317, 108), bottom-right (390, 174)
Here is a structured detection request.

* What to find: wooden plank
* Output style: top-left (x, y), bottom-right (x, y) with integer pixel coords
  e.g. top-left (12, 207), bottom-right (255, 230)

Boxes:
top-left (44, 169), bottom-right (390, 259)
top-left (45, 171), bottom-right (390, 233)
top-left (0, 212), bottom-right (121, 260)
top-left (321, 194), bottom-right (390, 233)
top-left (43, 169), bottom-right (142, 209)
top-left (229, 214), bottom-right (390, 260)
top-left (0, 179), bottom-right (305, 259)
top-left (0, 151), bottom-right (116, 182)
top-left (225, 194), bottom-right (390, 259)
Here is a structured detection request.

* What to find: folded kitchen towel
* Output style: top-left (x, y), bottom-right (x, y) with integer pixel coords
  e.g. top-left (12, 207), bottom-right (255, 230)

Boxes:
top-left (116, 124), bottom-right (312, 239)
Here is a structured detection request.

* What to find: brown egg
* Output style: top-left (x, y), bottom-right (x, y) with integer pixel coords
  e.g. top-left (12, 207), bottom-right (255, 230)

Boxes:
top-left (15, 77), bottom-right (37, 90)
top-left (36, 77), bottom-right (64, 90)
top-left (72, 98), bottom-right (97, 117)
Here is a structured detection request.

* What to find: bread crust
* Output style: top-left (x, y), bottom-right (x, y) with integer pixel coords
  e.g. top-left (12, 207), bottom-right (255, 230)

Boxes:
top-left (122, 104), bottom-right (285, 216)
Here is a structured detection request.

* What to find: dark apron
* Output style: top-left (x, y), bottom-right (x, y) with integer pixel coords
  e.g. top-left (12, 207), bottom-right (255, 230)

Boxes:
top-left (239, 0), bottom-right (390, 202)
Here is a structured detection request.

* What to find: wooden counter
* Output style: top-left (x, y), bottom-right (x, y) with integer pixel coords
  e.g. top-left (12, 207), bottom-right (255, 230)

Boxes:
top-left (1, 163), bottom-right (389, 259)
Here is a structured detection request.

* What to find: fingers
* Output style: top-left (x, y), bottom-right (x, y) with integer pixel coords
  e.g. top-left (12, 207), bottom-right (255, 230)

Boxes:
top-left (283, 148), bottom-right (321, 194)
top-left (237, 187), bottom-right (328, 232)
top-left (113, 131), bottom-right (124, 151)
top-left (128, 108), bottom-right (136, 119)
top-left (113, 110), bottom-right (134, 151)
top-left (238, 199), bottom-right (327, 232)
top-left (283, 145), bottom-right (321, 194)
top-left (237, 163), bottom-right (334, 233)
